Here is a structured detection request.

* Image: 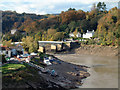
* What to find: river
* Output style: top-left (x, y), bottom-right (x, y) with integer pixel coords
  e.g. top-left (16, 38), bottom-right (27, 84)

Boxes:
top-left (54, 54), bottom-right (118, 88)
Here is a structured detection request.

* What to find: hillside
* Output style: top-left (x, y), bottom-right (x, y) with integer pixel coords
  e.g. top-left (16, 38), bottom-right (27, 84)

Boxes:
top-left (2, 11), bottom-right (48, 34)
top-left (2, 3), bottom-right (120, 46)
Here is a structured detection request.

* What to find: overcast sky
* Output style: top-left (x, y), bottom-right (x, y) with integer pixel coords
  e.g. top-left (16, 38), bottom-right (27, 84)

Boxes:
top-left (0, 0), bottom-right (119, 15)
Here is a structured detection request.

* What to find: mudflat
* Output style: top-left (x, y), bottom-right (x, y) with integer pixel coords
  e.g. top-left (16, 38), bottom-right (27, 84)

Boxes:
top-left (39, 56), bottom-right (90, 89)
top-left (54, 54), bottom-right (118, 88)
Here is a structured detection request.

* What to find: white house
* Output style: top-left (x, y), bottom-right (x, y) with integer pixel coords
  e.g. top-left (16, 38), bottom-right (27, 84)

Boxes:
top-left (76, 32), bottom-right (81, 37)
top-left (0, 46), bottom-right (12, 57)
top-left (11, 29), bottom-right (26, 35)
top-left (83, 30), bottom-right (94, 39)
top-left (11, 29), bottom-right (18, 34)
top-left (69, 33), bottom-right (74, 37)
top-left (69, 32), bottom-right (81, 38)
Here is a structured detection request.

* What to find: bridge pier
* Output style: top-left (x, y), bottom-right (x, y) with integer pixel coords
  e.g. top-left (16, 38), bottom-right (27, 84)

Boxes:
top-left (65, 42), bottom-right (72, 49)
top-left (38, 41), bottom-right (64, 53)
top-left (51, 44), bottom-right (57, 52)
top-left (38, 46), bottom-right (45, 53)
top-left (57, 44), bottom-right (63, 51)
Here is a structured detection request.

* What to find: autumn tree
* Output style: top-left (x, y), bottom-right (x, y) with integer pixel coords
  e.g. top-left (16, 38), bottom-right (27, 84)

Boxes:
top-left (73, 27), bottom-right (79, 37)
top-left (21, 36), bottom-right (38, 53)
top-left (47, 29), bottom-right (57, 35)
top-left (53, 32), bottom-right (64, 41)
top-left (2, 39), bottom-right (12, 47)
top-left (60, 10), bottom-right (86, 24)
top-left (96, 7), bottom-right (119, 46)
top-left (35, 32), bottom-right (42, 41)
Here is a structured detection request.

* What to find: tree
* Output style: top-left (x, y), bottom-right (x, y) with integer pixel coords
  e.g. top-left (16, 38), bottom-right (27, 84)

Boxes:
top-left (35, 32), bottom-right (42, 41)
top-left (68, 21), bottom-right (76, 30)
top-left (47, 29), bottom-right (57, 35)
top-left (59, 24), bottom-right (68, 32)
top-left (96, 7), bottom-right (119, 46)
top-left (68, 8), bottom-right (76, 11)
top-left (60, 10), bottom-right (86, 24)
top-left (102, 2), bottom-right (107, 11)
top-left (97, 2), bottom-right (102, 11)
top-left (21, 36), bottom-right (38, 53)
top-left (91, 3), bottom-right (97, 11)
top-left (3, 39), bottom-right (12, 47)
top-left (73, 27), bottom-right (79, 37)
top-left (97, 2), bottom-right (106, 11)
top-left (53, 32), bottom-right (64, 41)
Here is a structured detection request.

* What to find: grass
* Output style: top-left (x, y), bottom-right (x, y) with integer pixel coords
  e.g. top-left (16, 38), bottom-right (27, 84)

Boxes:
top-left (2, 62), bottom-right (47, 88)
top-left (2, 64), bottom-right (26, 74)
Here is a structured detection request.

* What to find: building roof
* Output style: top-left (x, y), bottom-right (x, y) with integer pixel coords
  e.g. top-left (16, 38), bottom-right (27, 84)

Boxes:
top-left (9, 45), bottom-right (23, 51)
top-left (86, 30), bottom-right (94, 33)
top-left (0, 46), bottom-right (11, 50)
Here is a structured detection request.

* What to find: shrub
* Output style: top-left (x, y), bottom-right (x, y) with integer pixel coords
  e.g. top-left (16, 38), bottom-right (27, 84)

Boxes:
top-left (88, 39), bottom-right (96, 45)
top-left (101, 42), bottom-right (107, 46)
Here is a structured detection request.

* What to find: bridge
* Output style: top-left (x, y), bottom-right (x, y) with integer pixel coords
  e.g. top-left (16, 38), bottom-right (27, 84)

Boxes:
top-left (38, 41), bottom-right (64, 53)
top-left (38, 41), bottom-right (63, 45)
top-left (38, 41), bottom-right (77, 53)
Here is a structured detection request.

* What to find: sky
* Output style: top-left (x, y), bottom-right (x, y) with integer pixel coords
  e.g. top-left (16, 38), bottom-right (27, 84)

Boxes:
top-left (0, 0), bottom-right (119, 15)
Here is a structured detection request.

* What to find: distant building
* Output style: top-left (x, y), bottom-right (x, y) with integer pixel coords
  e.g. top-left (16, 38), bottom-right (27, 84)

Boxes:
top-left (11, 29), bottom-right (17, 34)
top-left (0, 44), bottom-right (24, 57)
top-left (76, 32), bottom-right (81, 37)
top-left (69, 32), bottom-right (81, 38)
top-left (83, 30), bottom-right (95, 39)
top-left (11, 42), bottom-right (23, 45)
top-left (11, 29), bottom-right (26, 35)
top-left (69, 33), bottom-right (74, 37)
top-left (0, 46), bottom-right (12, 57)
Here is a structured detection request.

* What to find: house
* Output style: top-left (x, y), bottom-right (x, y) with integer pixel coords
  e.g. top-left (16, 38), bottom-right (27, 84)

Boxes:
top-left (0, 46), bottom-right (12, 57)
top-left (76, 32), bottom-right (81, 37)
top-left (69, 32), bottom-right (81, 38)
top-left (83, 30), bottom-right (94, 39)
top-left (11, 29), bottom-right (26, 35)
top-left (69, 33), bottom-right (74, 37)
top-left (10, 44), bottom-right (24, 55)
top-left (11, 42), bottom-right (23, 45)
top-left (0, 44), bottom-right (24, 57)
top-left (11, 29), bottom-right (18, 34)
top-left (30, 52), bottom-right (38, 56)
top-left (25, 56), bottom-right (31, 63)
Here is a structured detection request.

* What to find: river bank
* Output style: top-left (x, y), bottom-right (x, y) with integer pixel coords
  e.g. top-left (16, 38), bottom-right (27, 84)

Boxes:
top-left (2, 56), bottom-right (90, 89)
top-left (57, 44), bottom-right (119, 57)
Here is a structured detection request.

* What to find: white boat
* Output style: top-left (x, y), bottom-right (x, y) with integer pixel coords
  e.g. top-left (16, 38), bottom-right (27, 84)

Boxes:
top-left (44, 58), bottom-right (52, 65)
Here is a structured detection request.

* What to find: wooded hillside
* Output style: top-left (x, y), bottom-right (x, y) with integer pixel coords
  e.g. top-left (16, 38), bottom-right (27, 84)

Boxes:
top-left (2, 2), bottom-right (120, 46)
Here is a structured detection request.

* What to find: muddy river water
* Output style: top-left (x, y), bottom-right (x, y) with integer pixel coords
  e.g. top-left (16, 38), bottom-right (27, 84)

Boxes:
top-left (54, 54), bottom-right (118, 88)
